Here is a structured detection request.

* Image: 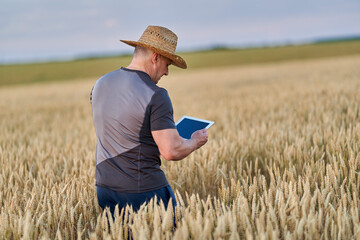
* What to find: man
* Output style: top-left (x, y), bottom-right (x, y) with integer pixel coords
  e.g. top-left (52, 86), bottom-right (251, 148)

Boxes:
top-left (91, 26), bottom-right (208, 215)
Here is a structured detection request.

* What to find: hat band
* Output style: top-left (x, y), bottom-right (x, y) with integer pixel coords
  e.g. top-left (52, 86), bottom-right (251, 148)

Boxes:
top-left (138, 39), bottom-right (175, 55)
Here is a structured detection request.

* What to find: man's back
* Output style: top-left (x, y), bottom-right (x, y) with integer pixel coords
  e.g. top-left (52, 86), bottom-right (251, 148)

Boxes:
top-left (91, 67), bottom-right (176, 193)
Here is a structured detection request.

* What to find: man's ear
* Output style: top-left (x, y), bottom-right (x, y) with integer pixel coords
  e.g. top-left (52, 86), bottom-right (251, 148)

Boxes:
top-left (151, 52), bottom-right (159, 64)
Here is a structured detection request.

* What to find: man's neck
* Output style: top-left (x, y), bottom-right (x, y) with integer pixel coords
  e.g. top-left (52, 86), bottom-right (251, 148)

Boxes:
top-left (127, 63), bottom-right (144, 71)
top-left (127, 60), bottom-right (153, 81)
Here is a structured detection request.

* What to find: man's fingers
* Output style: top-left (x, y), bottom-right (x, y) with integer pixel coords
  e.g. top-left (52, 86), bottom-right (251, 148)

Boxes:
top-left (191, 129), bottom-right (208, 142)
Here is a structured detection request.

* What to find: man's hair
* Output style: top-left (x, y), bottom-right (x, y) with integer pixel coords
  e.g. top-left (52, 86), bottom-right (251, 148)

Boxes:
top-left (134, 46), bottom-right (153, 57)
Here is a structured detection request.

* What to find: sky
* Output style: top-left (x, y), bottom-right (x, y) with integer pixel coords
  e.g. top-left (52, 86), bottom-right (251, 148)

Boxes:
top-left (1, 0), bottom-right (359, 64)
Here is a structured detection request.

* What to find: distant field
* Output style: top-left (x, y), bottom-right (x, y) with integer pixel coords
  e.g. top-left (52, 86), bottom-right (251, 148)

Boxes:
top-left (1, 40), bottom-right (360, 86)
top-left (1, 55), bottom-right (360, 239)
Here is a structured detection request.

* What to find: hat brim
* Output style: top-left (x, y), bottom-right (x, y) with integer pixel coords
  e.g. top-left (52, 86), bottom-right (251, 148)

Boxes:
top-left (120, 40), bottom-right (187, 69)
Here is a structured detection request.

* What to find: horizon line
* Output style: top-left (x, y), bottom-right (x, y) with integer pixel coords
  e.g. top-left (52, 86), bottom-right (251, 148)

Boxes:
top-left (1, 34), bottom-right (359, 66)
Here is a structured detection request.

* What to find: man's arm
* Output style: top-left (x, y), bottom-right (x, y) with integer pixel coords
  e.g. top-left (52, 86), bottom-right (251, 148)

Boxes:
top-left (152, 128), bottom-right (208, 161)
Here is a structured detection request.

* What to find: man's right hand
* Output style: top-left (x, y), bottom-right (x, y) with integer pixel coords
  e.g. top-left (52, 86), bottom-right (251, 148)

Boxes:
top-left (191, 129), bottom-right (208, 149)
top-left (152, 128), bottom-right (209, 161)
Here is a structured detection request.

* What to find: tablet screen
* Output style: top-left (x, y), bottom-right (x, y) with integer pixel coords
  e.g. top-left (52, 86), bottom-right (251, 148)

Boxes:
top-left (175, 116), bottom-right (214, 139)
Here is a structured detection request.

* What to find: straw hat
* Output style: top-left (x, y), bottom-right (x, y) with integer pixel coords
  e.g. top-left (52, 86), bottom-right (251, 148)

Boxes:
top-left (120, 26), bottom-right (187, 69)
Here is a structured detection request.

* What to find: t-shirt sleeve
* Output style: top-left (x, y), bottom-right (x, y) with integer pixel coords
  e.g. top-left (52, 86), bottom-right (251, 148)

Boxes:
top-left (150, 88), bottom-right (176, 131)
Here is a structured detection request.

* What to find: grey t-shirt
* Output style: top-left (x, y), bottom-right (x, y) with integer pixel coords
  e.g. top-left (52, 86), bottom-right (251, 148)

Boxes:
top-left (91, 67), bottom-right (176, 193)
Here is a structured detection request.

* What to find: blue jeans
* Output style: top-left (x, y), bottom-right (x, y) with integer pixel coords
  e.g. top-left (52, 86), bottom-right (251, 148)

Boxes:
top-left (97, 185), bottom-right (177, 216)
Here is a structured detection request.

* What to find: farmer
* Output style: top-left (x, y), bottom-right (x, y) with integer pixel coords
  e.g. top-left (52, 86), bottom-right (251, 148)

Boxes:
top-left (91, 25), bottom-right (208, 215)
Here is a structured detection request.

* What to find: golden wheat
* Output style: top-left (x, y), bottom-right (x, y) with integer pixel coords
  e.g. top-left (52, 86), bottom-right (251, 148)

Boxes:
top-left (0, 55), bottom-right (360, 239)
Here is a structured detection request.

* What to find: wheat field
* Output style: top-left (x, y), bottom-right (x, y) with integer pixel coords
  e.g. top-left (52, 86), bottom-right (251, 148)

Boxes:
top-left (0, 55), bottom-right (360, 239)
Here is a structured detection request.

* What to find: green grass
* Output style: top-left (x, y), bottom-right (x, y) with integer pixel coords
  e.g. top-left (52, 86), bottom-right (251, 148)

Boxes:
top-left (1, 40), bottom-right (360, 87)
top-left (185, 40), bottom-right (360, 68)
top-left (0, 56), bottom-right (133, 87)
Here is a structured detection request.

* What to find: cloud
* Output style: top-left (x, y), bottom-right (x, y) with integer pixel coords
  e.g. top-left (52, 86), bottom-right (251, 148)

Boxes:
top-left (105, 19), bottom-right (117, 29)
top-left (1, 0), bottom-right (359, 63)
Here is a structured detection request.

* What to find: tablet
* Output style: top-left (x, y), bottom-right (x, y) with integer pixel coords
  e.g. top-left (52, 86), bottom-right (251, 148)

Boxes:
top-left (175, 116), bottom-right (214, 139)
